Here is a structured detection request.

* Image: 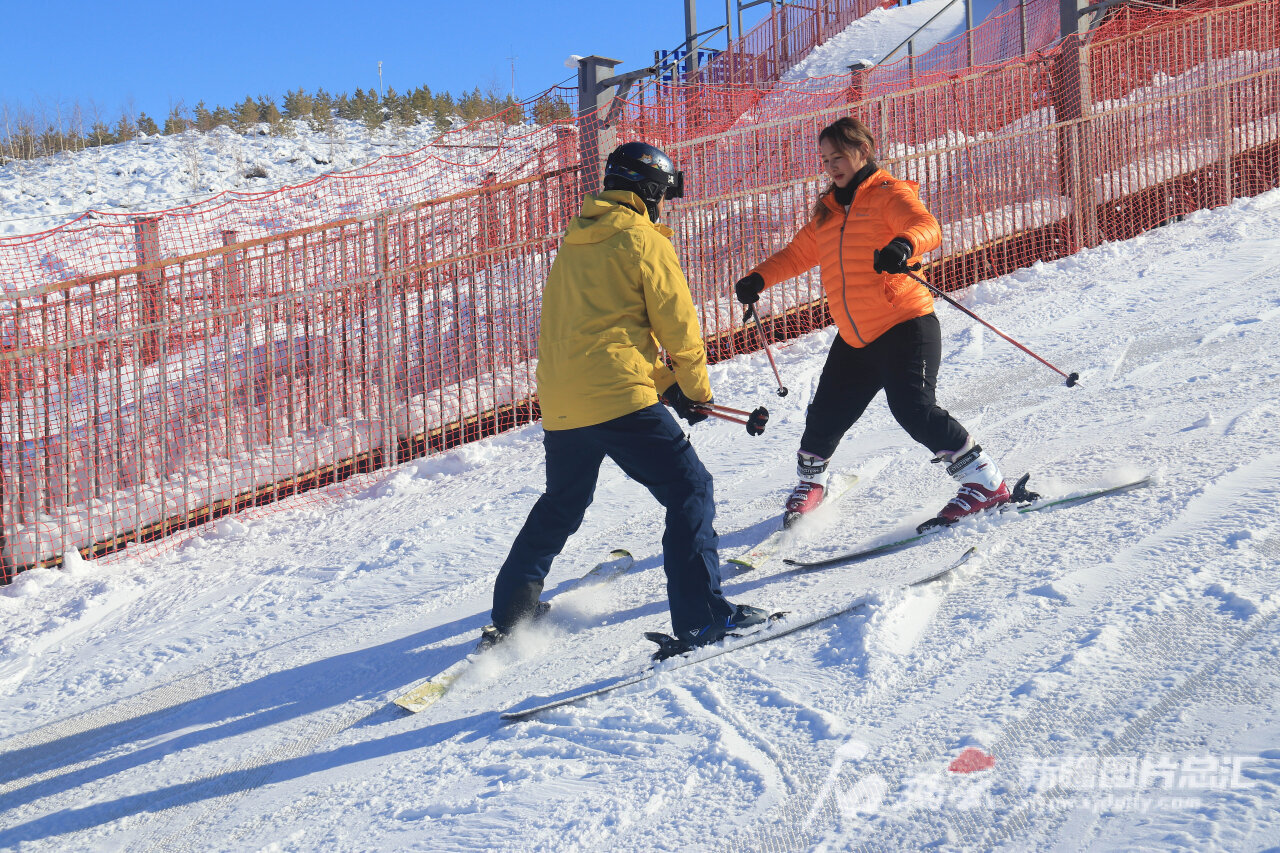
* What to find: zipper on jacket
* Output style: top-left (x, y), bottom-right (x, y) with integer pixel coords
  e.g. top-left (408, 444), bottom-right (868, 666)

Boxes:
top-left (837, 203), bottom-right (867, 346)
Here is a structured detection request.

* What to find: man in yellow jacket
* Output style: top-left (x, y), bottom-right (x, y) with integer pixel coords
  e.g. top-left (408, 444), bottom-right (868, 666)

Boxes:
top-left (488, 142), bottom-right (765, 650)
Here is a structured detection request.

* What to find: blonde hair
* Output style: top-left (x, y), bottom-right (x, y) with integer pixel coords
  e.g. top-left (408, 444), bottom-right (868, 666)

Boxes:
top-left (813, 117), bottom-right (877, 222)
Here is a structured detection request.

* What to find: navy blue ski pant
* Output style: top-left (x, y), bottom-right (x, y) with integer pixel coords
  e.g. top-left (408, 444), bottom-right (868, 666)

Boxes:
top-left (491, 403), bottom-right (734, 636)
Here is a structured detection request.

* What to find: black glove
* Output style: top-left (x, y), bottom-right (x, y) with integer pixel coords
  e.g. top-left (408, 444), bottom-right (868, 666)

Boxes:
top-left (660, 384), bottom-right (710, 426)
top-left (873, 237), bottom-right (914, 275)
top-left (734, 272), bottom-right (765, 305)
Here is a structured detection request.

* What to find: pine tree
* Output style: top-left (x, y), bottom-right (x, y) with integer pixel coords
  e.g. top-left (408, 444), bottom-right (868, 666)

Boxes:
top-left (257, 95), bottom-right (285, 134)
top-left (88, 120), bottom-right (115, 147)
top-left (356, 87), bottom-right (384, 130)
top-left (114, 112), bottom-right (137, 142)
top-left (282, 88), bottom-right (313, 121)
top-left (549, 95), bottom-right (572, 122)
top-left (532, 94), bottom-right (555, 126)
top-left (136, 112), bottom-right (160, 136)
top-left (211, 104), bottom-right (235, 129)
top-left (433, 92), bottom-right (455, 128)
top-left (193, 101), bottom-right (216, 132)
top-left (500, 94), bottom-right (525, 125)
top-left (334, 91), bottom-right (357, 121)
top-left (235, 97), bottom-right (260, 130)
top-left (410, 85), bottom-right (434, 120)
top-left (164, 103), bottom-right (190, 135)
top-left (458, 87), bottom-right (484, 120)
top-left (309, 88), bottom-right (335, 133)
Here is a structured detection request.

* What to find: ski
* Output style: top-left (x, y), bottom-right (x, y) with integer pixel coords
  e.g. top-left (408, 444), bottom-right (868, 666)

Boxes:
top-left (726, 473), bottom-right (861, 570)
top-left (393, 549), bottom-right (634, 714)
top-left (499, 546), bottom-right (978, 723)
top-left (782, 475), bottom-right (1151, 571)
top-left (566, 548), bottom-right (636, 588)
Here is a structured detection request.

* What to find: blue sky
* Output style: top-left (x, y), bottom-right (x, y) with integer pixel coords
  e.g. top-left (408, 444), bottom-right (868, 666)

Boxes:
top-left (0, 0), bottom-right (772, 125)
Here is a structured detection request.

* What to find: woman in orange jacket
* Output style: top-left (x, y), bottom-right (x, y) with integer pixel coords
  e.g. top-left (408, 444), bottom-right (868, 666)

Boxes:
top-left (734, 117), bottom-right (1011, 530)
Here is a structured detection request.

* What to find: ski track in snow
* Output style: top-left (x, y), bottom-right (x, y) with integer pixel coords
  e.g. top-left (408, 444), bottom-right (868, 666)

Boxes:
top-left (2, 193), bottom-right (1280, 849)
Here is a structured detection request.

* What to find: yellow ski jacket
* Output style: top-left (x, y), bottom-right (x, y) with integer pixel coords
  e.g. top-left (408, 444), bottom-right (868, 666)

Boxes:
top-left (536, 190), bottom-right (712, 431)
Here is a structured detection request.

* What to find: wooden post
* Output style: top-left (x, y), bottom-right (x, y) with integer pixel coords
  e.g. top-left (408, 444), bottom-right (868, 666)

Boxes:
top-left (848, 60), bottom-right (875, 107)
top-left (1208, 16), bottom-right (1234, 206)
top-left (1053, 0), bottom-right (1098, 249)
top-left (217, 229), bottom-right (239, 334)
top-left (134, 217), bottom-right (163, 365)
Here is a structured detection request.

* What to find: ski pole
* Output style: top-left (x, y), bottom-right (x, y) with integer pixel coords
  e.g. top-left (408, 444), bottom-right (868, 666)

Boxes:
top-left (743, 305), bottom-right (789, 397)
top-left (691, 401), bottom-right (770, 436)
top-left (899, 265), bottom-right (1080, 387)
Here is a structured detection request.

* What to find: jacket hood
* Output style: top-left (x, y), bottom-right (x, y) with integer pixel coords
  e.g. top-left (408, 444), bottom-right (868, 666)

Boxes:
top-left (565, 190), bottom-right (674, 244)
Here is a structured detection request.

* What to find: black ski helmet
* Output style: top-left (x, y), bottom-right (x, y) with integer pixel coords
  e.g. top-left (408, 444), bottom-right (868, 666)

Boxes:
top-left (603, 141), bottom-right (685, 221)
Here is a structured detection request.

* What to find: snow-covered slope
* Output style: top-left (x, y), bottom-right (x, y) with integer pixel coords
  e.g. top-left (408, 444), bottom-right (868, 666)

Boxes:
top-left (0, 119), bottom-right (459, 239)
top-left (2, 188), bottom-right (1278, 851)
top-left (782, 0), bottom-right (967, 80)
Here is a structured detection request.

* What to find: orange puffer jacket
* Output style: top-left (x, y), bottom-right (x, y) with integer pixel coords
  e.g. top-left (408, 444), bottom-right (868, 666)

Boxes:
top-left (750, 168), bottom-right (942, 348)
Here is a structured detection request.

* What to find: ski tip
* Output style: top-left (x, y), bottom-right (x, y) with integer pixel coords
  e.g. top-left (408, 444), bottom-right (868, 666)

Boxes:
top-left (392, 682), bottom-right (449, 714)
top-left (727, 557), bottom-right (757, 570)
top-left (609, 548), bottom-right (633, 559)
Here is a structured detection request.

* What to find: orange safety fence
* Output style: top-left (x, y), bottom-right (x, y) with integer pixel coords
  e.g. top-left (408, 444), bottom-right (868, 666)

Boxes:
top-left (688, 0), bottom-right (895, 87)
top-left (624, 0), bottom-right (1066, 145)
top-left (2, 0), bottom-right (1279, 581)
top-left (0, 109), bottom-right (580, 294)
top-left (662, 0), bottom-right (1278, 354)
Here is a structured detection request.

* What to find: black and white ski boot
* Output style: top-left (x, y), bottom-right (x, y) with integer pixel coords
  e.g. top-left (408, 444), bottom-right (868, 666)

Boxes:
top-left (783, 451), bottom-right (830, 528)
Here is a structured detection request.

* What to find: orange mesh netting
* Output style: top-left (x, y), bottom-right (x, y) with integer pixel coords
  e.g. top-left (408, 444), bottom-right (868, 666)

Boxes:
top-left (2, 0), bottom-right (1278, 581)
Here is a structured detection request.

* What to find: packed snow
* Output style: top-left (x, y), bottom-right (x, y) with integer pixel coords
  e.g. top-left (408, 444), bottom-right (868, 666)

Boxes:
top-left (3, 1), bottom-right (1279, 848)
top-left (781, 0), bottom-right (968, 79)
top-left (2, 187), bottom-right (1279, 850)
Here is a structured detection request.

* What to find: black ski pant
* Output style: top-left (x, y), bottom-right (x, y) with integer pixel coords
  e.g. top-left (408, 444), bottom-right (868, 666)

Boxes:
top-left (491, 403), bottom-right (734, 635)
top-left (800, 313), bottom-right (969, 460)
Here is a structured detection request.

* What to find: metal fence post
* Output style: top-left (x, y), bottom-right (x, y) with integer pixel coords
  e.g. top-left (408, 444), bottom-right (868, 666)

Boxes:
top-left (375, 214), bottom-right (398, 469)
top-left (1020, 0), bottom-right (1030, 57)
top-left (966, 0), bottom-right (975, 66)
top-left (685, 0), bottom-right (700, 79)
top-left (577, 56), bottom-right (623, 196)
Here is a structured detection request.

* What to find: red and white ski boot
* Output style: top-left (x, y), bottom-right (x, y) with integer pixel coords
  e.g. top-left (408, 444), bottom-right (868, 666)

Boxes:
top-left (918, 441), bottom-right (1010, 533)
top-left (783, 451), bottom-right (829, 528)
